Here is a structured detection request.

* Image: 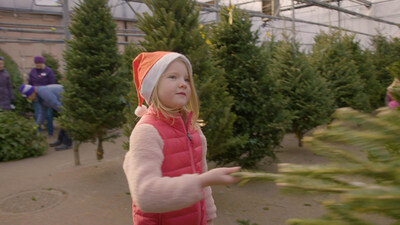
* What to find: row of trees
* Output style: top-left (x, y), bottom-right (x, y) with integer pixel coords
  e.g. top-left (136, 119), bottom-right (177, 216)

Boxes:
top-left (55, 0), bottom-right (400, 166)
top-left (118, 0), bottom-right (400, 167)
top-left (3, 0), bottom-right (400, 167)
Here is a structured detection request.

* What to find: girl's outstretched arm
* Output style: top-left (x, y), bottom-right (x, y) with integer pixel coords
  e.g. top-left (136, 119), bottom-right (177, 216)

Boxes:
top-left (199, 167), bottom-right (242, 188)
top-left (123, 124), bottom-right (241, 213)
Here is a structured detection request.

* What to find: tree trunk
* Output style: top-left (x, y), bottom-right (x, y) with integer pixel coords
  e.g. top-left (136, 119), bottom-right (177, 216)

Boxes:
top-left (74, 142), bottom-right (80, 166)
top-left (96, 137), bottom-right (104, 160)
top-left (297, 132), bottom-right (303, 147)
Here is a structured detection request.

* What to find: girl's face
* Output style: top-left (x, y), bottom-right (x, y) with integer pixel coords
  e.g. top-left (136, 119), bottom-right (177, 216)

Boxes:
top-left (157, 59), bottom-right (191, 110)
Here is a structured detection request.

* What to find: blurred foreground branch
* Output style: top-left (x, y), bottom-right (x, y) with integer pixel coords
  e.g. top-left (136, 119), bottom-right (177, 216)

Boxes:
top-left (233, 107), bottom-right (400, 224)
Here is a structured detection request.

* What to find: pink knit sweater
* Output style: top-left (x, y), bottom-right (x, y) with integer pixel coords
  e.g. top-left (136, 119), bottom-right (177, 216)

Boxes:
top-left (387, 92), bottom-right (399, 109)
top-left (123, 123), bottom-right (217, 223)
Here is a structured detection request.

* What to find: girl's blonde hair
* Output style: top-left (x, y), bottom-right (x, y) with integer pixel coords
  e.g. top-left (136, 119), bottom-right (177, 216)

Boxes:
top-left (388, 77), bottom-right (400, 90)
top-left (149, 58), bottom-right (200, 130)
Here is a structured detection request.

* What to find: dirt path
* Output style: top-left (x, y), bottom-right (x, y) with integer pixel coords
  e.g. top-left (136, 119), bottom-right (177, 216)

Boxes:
top-left (0, 130), bottom-right (332, 225)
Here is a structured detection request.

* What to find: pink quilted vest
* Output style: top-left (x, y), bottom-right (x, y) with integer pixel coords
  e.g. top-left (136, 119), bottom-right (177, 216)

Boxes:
top-left (132, 107), bottom-right (206, 225)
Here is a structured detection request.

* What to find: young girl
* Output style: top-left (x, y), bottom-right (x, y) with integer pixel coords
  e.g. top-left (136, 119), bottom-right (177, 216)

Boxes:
top-left (123, 51), bottom-right (241, 225)
top-left (387, 77), bottom-right (400, 109)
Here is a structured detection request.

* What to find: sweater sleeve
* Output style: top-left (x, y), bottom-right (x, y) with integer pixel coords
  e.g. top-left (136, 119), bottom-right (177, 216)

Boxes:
top-left (123, 124), bottom-right (203, 213)
top-left (199, 129), bottom-right (217, 221)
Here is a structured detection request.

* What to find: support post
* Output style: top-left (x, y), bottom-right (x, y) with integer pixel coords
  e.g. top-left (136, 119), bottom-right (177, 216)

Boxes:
top-left (62, 0), bottom-right (70, 41)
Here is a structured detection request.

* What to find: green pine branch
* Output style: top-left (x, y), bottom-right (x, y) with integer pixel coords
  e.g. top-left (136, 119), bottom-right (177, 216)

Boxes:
top-left (233, 106), bottom-right (400, 224)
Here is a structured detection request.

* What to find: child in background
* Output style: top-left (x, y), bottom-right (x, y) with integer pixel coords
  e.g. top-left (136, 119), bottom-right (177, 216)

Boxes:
top-left (123, 51), bottom-right (241, 225)
top-left (387, 77), bottom-right (400, 109)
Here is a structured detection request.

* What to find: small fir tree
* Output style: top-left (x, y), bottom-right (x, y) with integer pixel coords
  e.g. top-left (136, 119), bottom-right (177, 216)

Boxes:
top-left (260, 36), bottom-right (282, 72)
top-left (119, 43), bottom-right (143, 150)
top-left (123, 0), bottom-right (243, 159)
top-left (0, 111), bottom-right (47, 161)
top-left (60, 0), bottom-right (124, 163)
top-left (209, 6), bottom-right (290, 167)
top-left (370, 35), bottom-right (400, 90)
top-left (311, 30), bottom-right (371, 112)
top-left (269, 38), bottom-right (334, 146)
top-left (358, 49), bottom-right (383, 109)
top-left (340, 35), bottom-right (382, 109)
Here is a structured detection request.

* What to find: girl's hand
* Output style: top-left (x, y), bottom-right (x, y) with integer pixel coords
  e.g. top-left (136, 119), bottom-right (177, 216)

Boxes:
top-left (199, 167), bottom-right (241, 187)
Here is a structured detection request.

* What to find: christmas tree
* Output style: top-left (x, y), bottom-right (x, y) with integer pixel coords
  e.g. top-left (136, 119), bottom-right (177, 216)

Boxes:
top-left (340, 35), bottom-right (382, 109)
top-left (370, 35), bottom-right (400, 91)
top-left (123, 0), bottom-right (242, 159)
top-left (60, 0), bottom-right (125, 163)
top-left (311, 30), bottom-right (371, 112)
top-left (269, 37), bottom-right (334, 146)
top-left (119, 43), bottom-right (143, 150)
top-left (209, 6), bottom-right (290, 167)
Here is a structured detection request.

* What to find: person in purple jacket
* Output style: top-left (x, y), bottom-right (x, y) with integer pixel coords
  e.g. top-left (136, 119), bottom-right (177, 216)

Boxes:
top-left (28, 56), bottom-right (56, 136)
top-left (0, 56), bottom-right (14, 111)
top-left (19, 84), bottom-right (72, 151)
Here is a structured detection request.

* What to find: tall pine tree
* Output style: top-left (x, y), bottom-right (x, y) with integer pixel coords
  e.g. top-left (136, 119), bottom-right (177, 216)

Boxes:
top-left (60, 0), bottom-right (125, 163)
top-left (370, 35), bottom-right (400, 104)
top-left (209, 6), bottom-right (290, 167)
top-left (269, 37), bottom-right (334, 146)
top-left (122, 0), bottom-right (243, 159)
top-left (341, 35), bottom-right (382, 109)
top-left (310, 30), bottom-right (371, 112)
top-left (371, 35), bottom-right (400, 89)
top-left (119, 43), bottom-right (143, 150)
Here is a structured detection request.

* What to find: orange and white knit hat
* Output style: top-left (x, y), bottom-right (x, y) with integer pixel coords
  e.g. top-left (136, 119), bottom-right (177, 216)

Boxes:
top-left (133, 51), bottom-right (192, 117)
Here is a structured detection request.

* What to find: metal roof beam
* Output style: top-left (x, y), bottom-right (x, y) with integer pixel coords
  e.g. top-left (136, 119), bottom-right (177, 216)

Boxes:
top-left (124, 0), bottom-right (140, 18)
top-left (280, 3), bottom-right (314, 12)
top-left (295, 0), bottom-right (398, 26)
top-left (251, 11), bottom-right (375, 37)
top-left (349, 0), bottom-right (372, 8)
top-left (200, 5), bottom-right (374, 37)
